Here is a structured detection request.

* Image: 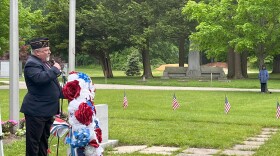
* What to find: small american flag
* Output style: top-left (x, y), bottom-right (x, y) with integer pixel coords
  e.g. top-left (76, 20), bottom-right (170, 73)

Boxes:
top-left (276, 101), bottom-right (280, 119)
top-left (50, 117), bottom-right (69, 137)
top-left (172, 94), bottom-right (180, 110)
top-left (123, 91), bottom-right (128, 109)
top-left (225, 96), bottom-right (231, 114)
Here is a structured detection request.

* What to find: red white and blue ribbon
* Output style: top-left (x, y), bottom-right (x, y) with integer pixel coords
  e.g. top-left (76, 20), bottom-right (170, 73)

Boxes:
top-left (50, 117), bottom-right (70, 138)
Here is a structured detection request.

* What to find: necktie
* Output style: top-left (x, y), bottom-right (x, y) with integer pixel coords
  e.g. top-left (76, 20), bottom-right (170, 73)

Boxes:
top-left (44, 62), bottom-right (51, 69)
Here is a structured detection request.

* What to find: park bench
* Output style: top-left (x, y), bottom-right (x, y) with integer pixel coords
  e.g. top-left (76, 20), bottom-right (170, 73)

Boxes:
top-left (162, 67), bottom-right (188, 79)
top-left (200, 66), bottom-right (226, 79)
top-left (162, 66), bottom-right (226, 79)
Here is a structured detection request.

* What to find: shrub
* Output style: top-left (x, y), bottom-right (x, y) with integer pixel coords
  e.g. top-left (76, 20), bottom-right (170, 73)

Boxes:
top-left (125, 51), bottom-right (141, 76)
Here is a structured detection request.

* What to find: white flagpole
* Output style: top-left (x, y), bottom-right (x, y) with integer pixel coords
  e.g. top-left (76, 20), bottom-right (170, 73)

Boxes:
top-left (0, 112), bottom-right (4, 156)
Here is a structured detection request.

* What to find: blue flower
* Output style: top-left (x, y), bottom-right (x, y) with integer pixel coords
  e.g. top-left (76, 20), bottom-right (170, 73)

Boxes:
top-left (86, 100), bottom-right (95, 112)
top-left (67, 128), bottom-right (90, 147)
top-left (77, 72), bottom-right (91, 83)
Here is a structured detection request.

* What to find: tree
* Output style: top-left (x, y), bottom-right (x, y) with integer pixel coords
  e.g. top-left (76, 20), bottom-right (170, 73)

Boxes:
top-left (39, 0), bottom-right (69, 60)
top-left (125, 51), bottom-right (141, 76)
top-left (183, 0), bottom-right (280, 78)
top-left (272, 55), bottom-right (280, 73)
top-left (123, 1), bottom-right (156, 78)
top-left (183, 0), bottom-right (245, 79)
top-left (0, 0), bottom-right (9, 55)
top-left (76, 0), bottom-right (132, 78)
top-left (0, 0), bottom-right (43, 57)
top-left (156, 0), bottom-right (196, 67)
top-left (235, 0), bottom-right (280, 71)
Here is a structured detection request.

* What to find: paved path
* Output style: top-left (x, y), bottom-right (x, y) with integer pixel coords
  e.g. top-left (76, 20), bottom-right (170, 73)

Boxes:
top-left (95, 84), bottom-right (280, 92)
top-left (1, 81), bottom-right (280, 92)
top-left (110, 128), bottom-right (278, 156)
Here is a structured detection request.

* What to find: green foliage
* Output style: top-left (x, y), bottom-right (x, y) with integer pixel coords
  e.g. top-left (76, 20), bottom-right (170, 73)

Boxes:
top-left (76, 0), bottom-right (125, 61)
top-left (110, 41), bottom-right (179, 71)
top-left (76, 52), bottom-right (96, 66)
top-left (184, 0), bottom-right (280, 65)
top-left (150, 41), bottom-right (178, 64)
top-left (150, 58), bottom-right (165, 69)
top-left (110, 48), bottom-right (131, 71)
top-left (22, 0), bottom-right (51, 13)
top-left (0, 0), bottom-right (41, 55)
top-left (125, 50), bottom-right (141, 76)
top-left (39, 0), bottom-right (69, 60)
top-left (0, 0), bottom-right (9, 54)
top-left (183, 0), bottom-right (237, 60)
top-left (248, 56), bottom-right (274, 70)
top-left (235, 0), bottom-right (280, 58)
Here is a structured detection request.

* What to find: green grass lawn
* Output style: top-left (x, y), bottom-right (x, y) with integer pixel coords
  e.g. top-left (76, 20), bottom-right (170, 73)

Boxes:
top-left (73, 66), bottom-right (280, 89)
top-left (2, 66), bottom-right (280, 155)
top-left (3, 89), bottom-right (280, 155)
top-left (2, 65), bottom-right (280, 89)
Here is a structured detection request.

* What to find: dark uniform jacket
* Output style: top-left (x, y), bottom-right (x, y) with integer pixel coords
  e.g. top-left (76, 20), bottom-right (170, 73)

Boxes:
top-left (20, 55), bottom-right (62, 117)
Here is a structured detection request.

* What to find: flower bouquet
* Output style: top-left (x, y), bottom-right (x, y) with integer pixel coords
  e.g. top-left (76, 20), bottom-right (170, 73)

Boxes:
top-left (63, 71), bottom-right (103, 156)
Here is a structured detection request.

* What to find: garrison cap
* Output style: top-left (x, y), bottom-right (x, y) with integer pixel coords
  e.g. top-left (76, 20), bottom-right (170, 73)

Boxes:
top-left (29, 37), bottom-right (49, 50)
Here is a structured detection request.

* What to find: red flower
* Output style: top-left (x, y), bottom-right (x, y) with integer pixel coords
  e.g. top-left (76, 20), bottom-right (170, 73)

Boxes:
top-left (69, 71), bottom-right (78, 74)
top-left (95, 128), bottom-right (102, 143)
top-left (62, 80), bottom-right (81, 101)
top-left (75, 103), bottom-right (93, 126)
top-left (89, 140), bottom-right (99, 148)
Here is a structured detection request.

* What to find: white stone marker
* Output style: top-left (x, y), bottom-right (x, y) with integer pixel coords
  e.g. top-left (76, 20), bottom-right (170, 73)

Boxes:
top-left (95, 104), bottom-right (108, 143)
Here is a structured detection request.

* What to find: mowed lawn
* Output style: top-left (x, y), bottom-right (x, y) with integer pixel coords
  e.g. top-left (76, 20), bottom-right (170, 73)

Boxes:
top-left (75, 66), bottom-right (280, 89)
top-left (3, 89), bottom-right (280, 155)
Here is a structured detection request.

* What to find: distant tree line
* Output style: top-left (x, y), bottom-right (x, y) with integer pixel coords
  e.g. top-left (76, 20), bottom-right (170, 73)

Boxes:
top-left (1, 0), bottom-right (280, 79)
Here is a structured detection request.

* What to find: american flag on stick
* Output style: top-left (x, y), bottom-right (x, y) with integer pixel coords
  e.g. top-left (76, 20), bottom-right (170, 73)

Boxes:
top-left (225, 95), bottom-right (231, 114)
top-left (123, 91), bottom-right (128, 109)
top-left (172, 94), bottom-right (180, 110)
top-left (276, 100), bottom-right (280, 119)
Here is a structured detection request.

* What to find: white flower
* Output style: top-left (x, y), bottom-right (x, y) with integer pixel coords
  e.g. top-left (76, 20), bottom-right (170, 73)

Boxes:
top-left (68, 74), bottom-right (79, 82)
top-left (84, 146), bottom-right (104, 156)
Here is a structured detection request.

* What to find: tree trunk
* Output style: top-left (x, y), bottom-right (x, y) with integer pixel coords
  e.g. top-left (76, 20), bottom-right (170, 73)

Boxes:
top-left (272, 54), bottom-right (280, 73)
top-left (233, 52), bottom-right (243, 79)
top-left (178, 37), bottom-right (185, 67)
top-left (100, 52), bottom-right (113, 78)
top-left (227, 47), bottom-right (235, 79)
top-left (257, 44), bottom-right (265, 70)
top-left (241, 51), bottom-right (248, 78)
top-left (141, 42), bottom-right (153, 79)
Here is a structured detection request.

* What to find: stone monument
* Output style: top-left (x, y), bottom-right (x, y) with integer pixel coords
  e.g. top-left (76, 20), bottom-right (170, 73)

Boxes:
top-left (95, 104), bottom-right (118, 148)
top-left (186, 41), bottom-right (201, 78)
top-left (161, 41), bottom-right (226, 80)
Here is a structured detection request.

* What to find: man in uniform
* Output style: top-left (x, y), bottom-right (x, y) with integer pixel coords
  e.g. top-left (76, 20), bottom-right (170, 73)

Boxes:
top-left (20, 38), bottom-right (62, 156)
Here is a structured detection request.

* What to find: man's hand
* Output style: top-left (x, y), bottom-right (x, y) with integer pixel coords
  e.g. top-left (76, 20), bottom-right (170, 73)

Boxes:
top-left (53, 61), bottom-right (61, 70)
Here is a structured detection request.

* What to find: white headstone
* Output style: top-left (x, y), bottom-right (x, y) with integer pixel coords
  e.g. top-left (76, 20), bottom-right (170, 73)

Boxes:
top-left (95, 104), bottom-right (118, 148)
top-left (0, 62), bottom-right (9, 77)
top-left (0, 60), bottom-right (22, 78)
top-left (95, 104), bottom-right (108, 143)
